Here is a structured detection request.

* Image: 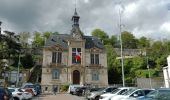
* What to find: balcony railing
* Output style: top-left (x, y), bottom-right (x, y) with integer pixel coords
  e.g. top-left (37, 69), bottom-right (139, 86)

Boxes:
top-left (88, 64), bottom-right (103, 68)
top-left (50, 63), bottom-right (62, 68)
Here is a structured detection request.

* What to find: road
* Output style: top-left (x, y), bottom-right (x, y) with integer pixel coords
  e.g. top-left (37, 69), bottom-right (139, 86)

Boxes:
top-left (32, 93), bottom-right (86, 100)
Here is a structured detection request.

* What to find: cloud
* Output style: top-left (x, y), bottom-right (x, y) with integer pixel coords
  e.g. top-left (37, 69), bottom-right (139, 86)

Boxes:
top-left (0, 0), bottom-right (169, 40)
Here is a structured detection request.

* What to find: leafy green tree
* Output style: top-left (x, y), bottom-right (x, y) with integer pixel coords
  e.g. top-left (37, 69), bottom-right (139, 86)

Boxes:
top-left (43, 32), bottom-right (52, 39)
top-left (149, 41), bottom-right (165, 58)
top-left (21, 53), bottom-right (34, 69)
top-left (91, 29), bottom-right (109, 45)
top-left (105, 44), bottom-right (122, 84)
top-left (110, 35), bottom-right (118, 47)
top-left (137, 36), bottom-right (150, 48)
top-left (121, 31), bottom-right (138, 49)
top-left (155, 55), bottom-right (168, 70)
top-left (32, 32), bottom-right (44, 48)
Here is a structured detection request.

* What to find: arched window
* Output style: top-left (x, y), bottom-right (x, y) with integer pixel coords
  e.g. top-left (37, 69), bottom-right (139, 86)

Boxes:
top-left (52, 69), bottom-right (60, 79)
top-left (92, 71), bottom-right (99, 81)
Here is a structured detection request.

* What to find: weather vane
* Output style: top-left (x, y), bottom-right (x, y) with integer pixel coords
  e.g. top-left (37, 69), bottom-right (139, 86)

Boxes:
top-left (75, 0), bottom-right (77, 9)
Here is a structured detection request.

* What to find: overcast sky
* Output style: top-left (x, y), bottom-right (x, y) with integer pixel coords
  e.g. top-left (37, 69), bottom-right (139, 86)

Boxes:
top-left (0, 0), bottom-right (170, 40)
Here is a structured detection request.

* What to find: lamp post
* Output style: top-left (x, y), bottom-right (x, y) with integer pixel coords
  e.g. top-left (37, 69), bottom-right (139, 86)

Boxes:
top-left (146, 56), bottom-right (152, 88)
top-left (0, 21), bottom-right (2, 34)
top-left (16, 53), bottom-right (21, 87)
top-left (119, 4), bottom-right (125, 87)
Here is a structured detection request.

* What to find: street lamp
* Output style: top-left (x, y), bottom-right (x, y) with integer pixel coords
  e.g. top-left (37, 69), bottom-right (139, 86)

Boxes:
top-left (0, 21), bottom-right (2, 34)
top-left (146, 56), bottom-right (152, 88)
top-left (118, 4), bottom-right (125, 87)
top-left (16, 52), bottom-right (21, 87)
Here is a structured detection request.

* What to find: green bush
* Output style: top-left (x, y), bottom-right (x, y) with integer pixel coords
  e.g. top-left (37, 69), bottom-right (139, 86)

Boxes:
top-left (60, 85), bottom-right (69, 92)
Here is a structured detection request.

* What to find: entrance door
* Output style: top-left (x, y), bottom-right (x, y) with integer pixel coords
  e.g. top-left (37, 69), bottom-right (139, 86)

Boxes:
top-left (73, 70), bottom-right (80, 84)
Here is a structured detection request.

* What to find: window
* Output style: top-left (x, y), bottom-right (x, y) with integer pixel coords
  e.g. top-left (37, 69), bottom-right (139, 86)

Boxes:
top-left (52, 52), bottom-right (62, 63)
top-left (92, 71), bottom-right (99, 81)
top-left (52, 69), bottom-right (60, 79)
top-left (72, 48), bottom-right (81, 64)
top-left (91, 54), bottom-right (99, 64)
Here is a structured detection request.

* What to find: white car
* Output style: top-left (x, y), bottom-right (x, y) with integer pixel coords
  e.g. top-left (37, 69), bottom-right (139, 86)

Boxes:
top-left (68, 84), bottom-right (83, 94)
top-left (87, 87), bottom-right (117, 100)
top-left (8, 87), bottom-right (32, 100)
top-left (99, 87), bottom-right (136, 100)
top-left (18, 88), bottom-right (33, 100)
top-left (110, 88), bottom-right (153, 100)
top-left (8, 87), bottom-right (24, 100)
top-left (23, 85), bottom-right (37, 96)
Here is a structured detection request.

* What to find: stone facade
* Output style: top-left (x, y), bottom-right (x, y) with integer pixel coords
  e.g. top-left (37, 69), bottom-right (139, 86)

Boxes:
top-left (41, 9), bottom-right (108, 93)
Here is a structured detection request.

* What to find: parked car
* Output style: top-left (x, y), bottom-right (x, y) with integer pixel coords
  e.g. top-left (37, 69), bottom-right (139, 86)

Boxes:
top-left (34, 83), bottom-right (41, 95)
top-left (89, 88), bottom-right (104, 92)
top-left (8, 87), bottom-right (24, 100)
top-left (0, 86), bottom-right (13, 100)
top-left (99, 87), bottom-right (137, 100)
top-left (87, 87), bottom-right (118, 100)
top-left (110, 88), bottom-right (154, 100)
top-left (68, 84), bottom-right (83, 95)
top-left (138, 88), bottom-right (170, 100)
top-left (74, 86), bottom-right (88, 96)
top-left (18, 88), bottom-right (32, 100)
top-left (23, 85), bottom-right (37, 96)
top-left (22, 88), bottom-right (35, 96)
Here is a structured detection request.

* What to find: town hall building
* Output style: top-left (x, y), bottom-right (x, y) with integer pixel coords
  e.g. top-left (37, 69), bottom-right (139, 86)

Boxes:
top-left (41, 9), bottom-right (108, 92)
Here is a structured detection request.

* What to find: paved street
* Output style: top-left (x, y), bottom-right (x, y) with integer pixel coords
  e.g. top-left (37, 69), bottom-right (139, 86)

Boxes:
top-left (32, 93), bottom-right (86, 100)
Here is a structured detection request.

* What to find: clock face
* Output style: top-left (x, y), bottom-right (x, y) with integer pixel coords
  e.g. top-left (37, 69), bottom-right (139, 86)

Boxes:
top-left (73, 33), bottom-right (81, 39)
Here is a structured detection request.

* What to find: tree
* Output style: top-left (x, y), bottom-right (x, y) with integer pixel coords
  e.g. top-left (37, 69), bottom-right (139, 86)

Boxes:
top-left (91, 29), bottom-right (109, 45)
top-left (32, 32), bottom-right (44, 48)
top-left (137, 36), bottom-right (150, 49)
top-left (18, 32), bottom-right (31, 48)
top-left (21, 53), bottom-right (34, 69)
top-left (43, 32), bottom-right (52, 39)
top-left (155, 55), bottom-right (168, 70)
top-left (110, 35), bottom-right (118, 47)
top-left (106, 44), bottom-right (123, 84)
top-left (121, 31), bottom-right (138, 49)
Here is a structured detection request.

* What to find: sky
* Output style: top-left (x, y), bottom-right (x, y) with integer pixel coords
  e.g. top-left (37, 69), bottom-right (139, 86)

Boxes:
top-left (0, 0), bottom-right (170, 40)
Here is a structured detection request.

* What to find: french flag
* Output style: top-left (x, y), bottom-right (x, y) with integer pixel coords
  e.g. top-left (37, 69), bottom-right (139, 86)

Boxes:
top-left (75, 51), bottom-right (81, 61)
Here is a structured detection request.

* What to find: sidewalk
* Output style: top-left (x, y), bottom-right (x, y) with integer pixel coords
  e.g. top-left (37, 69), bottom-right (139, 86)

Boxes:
top-left (37, 93), bottom-right (86, 100)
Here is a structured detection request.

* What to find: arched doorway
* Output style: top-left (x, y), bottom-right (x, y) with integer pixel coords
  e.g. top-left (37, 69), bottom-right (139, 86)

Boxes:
top-left (73, 70), bottom-right (80, 84)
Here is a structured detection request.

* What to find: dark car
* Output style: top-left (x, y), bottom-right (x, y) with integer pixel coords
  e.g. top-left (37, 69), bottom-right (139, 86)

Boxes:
top-left (34, 83), bottom-right (41, 95)
top-left (0, 87), bottom-right (13, 100)
top-left (139, 88), bottom-right (170, 100)
top-left (75, 86), bottom-right (88, 96)
top-left (89, 88), bottom-right (104, 92)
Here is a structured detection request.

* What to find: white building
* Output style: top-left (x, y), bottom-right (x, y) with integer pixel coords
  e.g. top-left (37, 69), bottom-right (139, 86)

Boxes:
top-left (163, 55), bottom-right (170, 88)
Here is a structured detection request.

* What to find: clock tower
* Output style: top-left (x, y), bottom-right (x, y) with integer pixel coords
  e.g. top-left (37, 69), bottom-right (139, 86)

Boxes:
top-left (71, 8), bottom-right (83, 40)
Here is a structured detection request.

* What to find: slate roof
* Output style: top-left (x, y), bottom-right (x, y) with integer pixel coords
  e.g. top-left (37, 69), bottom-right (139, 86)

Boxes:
top-left (45, 34), bottom-right (70, 48)
top-left (84, 36), bottom-right (104, 49)
top-left (45, 34), bottom-right (105, 49)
